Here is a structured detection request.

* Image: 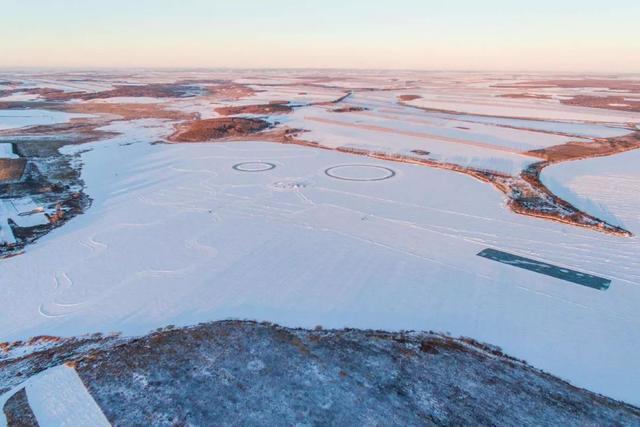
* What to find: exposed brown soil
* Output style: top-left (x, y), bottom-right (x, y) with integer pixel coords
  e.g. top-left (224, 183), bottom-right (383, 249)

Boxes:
top-left (397, 94), bottom-right (422, 101)
top-left (560, 95), bottom-right (640, 113)
top-left (0, 158), bottom-right (26, 183)
top-left (498, 93), bottom-right (552, 100)
top-left (169, 118), bottom-right (272, 143)
top-left (215, 103), bottom-right (293, 116)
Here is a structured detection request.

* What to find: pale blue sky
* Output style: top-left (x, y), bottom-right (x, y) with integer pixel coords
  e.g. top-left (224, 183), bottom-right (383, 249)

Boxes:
top-left (1, 0), bottom-right (639, 71)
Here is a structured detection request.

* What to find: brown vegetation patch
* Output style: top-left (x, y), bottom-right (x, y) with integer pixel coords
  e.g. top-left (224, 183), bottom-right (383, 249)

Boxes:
top-left (59, 84), bottom-right (198, 101)
top-left (0, 83), bottom-right (201, 103)
top-left (215, 103), bottom-right (293, 116)
top-left (560, 95), bottom-right (640, 113)
top-left (528, 131), bottom-right (640, 162)
top-left (398, 94), bottom-right (422, 101)
top-left (169, 118), bottom-right (272, 142)
top-left (494, 79), bottom-right (640, 93)
top-left (0, 101), bottom-right (62, 110)
top-left (0, 119), bottom-right (117, 144)
top-left (331, 106), bottom-right (369, 113)
top-left (0, 158), bottom-right (26, 183)
top-left (498, 93), bottom-right (552, 100)
top-left (205, 83), bottom-right (258, 100)
top-left (64, 102), bottom-right (198, 121)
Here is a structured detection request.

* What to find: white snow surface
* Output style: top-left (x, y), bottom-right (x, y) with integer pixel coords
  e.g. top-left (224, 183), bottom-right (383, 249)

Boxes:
top-left (26, 365), bottom-right (110, 427)
top-left (404, 91), bottom-right (640, 124)
top-left (0, 143), bottom-right (18, 159)
top-left (541, 150), bottom-right (640, 234)
top-left (0, 109), bottom-right (91, 130)
top-left (0, 365), bottom-right (110, 427)
top-left (0, 119), bottom-right (639, 404)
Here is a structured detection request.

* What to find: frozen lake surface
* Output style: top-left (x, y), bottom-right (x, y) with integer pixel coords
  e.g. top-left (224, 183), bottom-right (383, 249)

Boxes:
top-left (1, 119), bottom-right (639, 404)
top-left (0, 109), bottom-right (90, 130)
top-left (541, 150), bottom-right (640, 234)
top-left (1, 71), bottom-right (639, 409)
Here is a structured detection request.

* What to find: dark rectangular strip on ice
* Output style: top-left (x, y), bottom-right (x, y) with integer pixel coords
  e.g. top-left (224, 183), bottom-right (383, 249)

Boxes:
top-left (477, 248), bottom-right (611, 290)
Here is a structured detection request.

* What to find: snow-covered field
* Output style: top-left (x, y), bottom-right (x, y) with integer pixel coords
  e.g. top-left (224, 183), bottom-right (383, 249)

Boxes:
top-left (1, 117), bottom-right (639, 403)
top-left (542, 150), bottom-right (640, 234)
top-left (0, 109), bottom-right (89, 130)
top-left (1, 71), bottom-right (639, 407)
top-left (0, 365), bottom-right (109, 426)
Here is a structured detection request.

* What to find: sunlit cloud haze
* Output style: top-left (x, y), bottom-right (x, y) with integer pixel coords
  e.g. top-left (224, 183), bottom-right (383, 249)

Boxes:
top-left (1, 0), bottom-right (639, 71)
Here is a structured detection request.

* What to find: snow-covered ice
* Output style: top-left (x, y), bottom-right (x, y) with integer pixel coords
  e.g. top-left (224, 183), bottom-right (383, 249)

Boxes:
top-left (1, 71), bottom-right (639, 408)
top-left (1, 118), bottom-right (639, 404)
top-left (541, 150), bottom-right (640, 234)
top-left (0, 109), bottom-right (91, 130)
top-left (0, 365), bottom-right (110, 427)
top-left (0, 143), bottom-right (18, 159)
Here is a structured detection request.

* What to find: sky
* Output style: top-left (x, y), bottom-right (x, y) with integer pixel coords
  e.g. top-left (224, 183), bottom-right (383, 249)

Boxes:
top-left (1, 0), bottom-right (639, 72)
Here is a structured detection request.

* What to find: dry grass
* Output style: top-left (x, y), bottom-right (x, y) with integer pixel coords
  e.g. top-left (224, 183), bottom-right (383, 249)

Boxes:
top-left (494, 79), bottom-right (640, 93)
top-left (169, 118), bottom-right (272, 143)
top-left (0, 158), bottom-right (26, 182)
top-left (65, 102), bottom-right (197, 121)
top-left (561, 95), bottom-right (640, 113)
top-left (498, 93), bottom-right (552, 100)
top-left (215, 103), bottom-right (292, 116)
top-left (397, 94), bottom-right (422, 101)
top-left (528, 132), bottom-right (640, 162)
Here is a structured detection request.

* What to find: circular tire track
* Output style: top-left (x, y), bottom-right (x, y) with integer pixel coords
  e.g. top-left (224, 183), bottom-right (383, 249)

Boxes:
top-left (324, 164), bottom-right (396, 182)
top-left (232, 162), bottom-right (276, 172)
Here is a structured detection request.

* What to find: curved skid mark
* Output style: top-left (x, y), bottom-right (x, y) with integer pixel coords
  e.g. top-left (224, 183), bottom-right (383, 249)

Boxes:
top-left (87, 236), bottom-right (109, 250)
top-left (136, 266), bottom-right (193, 278)
top-left (53, 272), bottom-right (73, 292)
top-left (52, 300), bottom-right (86, 308)
top-left (38, 304), bottom-right (69, 319)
